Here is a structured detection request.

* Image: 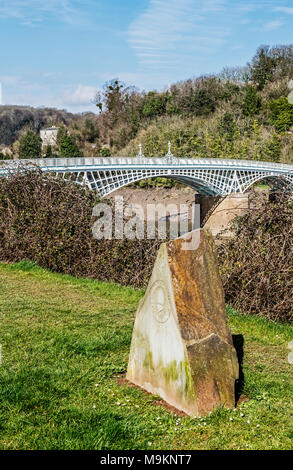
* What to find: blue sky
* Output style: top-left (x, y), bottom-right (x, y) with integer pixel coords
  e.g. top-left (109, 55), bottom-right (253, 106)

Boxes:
top-left (0, 0), bottom-right (292, 113)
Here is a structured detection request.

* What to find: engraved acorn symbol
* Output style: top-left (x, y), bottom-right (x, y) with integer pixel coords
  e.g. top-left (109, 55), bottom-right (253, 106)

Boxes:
top-left (151, 282), bottom-right (170, 323)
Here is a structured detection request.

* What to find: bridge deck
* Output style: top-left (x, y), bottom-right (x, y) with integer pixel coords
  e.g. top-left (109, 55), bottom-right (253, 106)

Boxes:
top-left (1, 156), bottom-right (293, 174)
top-left (1, 157), bottom-right (293, 197)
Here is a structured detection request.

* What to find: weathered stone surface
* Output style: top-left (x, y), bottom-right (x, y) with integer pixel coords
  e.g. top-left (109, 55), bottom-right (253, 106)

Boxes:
top-left (127, 229), bottom-right (239, 417)
top-left (204, 193), bottom-right (250, 239)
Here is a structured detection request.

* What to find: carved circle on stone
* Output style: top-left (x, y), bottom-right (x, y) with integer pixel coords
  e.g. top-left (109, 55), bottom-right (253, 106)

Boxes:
top-left (151, 281), bottom-right (170, 324)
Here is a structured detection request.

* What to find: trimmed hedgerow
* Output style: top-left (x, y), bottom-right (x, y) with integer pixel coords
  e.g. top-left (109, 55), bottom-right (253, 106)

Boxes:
top-left (0, 170), bottom-right (160, 288)
top-left (217, 191), bottom-right (293, 323)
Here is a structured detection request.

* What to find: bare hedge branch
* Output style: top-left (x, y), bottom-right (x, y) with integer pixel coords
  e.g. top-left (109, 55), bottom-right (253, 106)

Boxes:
top-left (217, 191), bottom-right (293, 322)
top-left (0, 170), bottom-right (160, 288)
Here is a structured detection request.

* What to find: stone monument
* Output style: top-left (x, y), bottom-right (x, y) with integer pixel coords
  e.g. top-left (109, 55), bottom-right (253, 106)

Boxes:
top-left (126, 229), bottom-right (239, 417)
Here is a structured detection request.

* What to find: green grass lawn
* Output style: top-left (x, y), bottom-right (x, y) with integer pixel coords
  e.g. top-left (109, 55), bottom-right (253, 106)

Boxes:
top-left (0, 261), bottom-right (292, 450)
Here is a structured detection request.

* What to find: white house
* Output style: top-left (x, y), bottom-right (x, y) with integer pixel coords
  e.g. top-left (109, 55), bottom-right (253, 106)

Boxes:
top-left (0, 147), bottom-right (13, 157)
top-left (40, 127), bottom-right (58, 147)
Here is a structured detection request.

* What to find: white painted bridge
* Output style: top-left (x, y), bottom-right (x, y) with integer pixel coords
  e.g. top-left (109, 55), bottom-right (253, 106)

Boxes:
top-left (1, 155), bottom-right (293, 198)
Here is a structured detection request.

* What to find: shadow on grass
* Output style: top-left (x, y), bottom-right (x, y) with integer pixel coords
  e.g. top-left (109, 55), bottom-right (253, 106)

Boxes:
top-left (232, 334), bottom-right (245, 405)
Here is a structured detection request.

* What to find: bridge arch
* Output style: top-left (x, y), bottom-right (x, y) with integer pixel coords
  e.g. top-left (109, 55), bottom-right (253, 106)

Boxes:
top-left (61, 169), bottom-right (293, 198)
top-left (240, 173), bottom-right (293, 193)
top-left (82, 170), bottom-right (223, 197)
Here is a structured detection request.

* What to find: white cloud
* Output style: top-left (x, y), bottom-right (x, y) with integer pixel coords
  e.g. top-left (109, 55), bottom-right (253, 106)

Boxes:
top-left (0, 74), bottom-right (45, 94)
top-left (275, 6), bottom-right (293, 15)
top-left (262, 20), bottom-right (283, 31)
top-left (128, 0), bottom-right (229, 70)
top-left (63, 84), bottom-right (96, 107)
top-left (128, 0), bottom-right (290, 74)
top-left (0, 0), bottom-right (92, 27)
top-left (0, 75), bottom-right (98, 113)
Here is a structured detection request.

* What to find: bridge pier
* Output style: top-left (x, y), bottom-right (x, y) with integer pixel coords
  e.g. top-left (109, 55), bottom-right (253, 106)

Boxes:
top-left (194, 194), bottom-right (222, 228)
top-left (202, 193), bottom-right (251, 239)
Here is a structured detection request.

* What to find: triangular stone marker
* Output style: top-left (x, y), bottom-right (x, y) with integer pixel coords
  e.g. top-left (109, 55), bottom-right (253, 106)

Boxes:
top-left (127, 229), bottom-right (239, 417)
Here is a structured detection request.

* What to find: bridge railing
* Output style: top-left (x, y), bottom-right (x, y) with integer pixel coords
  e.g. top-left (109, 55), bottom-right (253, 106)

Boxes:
top-left (1, 156), bottom-right (293, 173)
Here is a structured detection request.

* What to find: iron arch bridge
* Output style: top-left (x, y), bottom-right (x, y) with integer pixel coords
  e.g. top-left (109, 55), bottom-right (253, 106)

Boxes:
top-left (1, 156), bottom-right (293, 198)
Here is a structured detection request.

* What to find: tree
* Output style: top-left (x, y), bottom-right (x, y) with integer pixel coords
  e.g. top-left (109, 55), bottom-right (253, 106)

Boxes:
top-left (219, 65), bottom-right (249, 83)
top-left (19, 129), bottom-right (42, 159)
top-left (99, 147), bottom-right (111, 157)
top-left (270, 97), bottom-right (293, 132)
top-left (57, 128), bottom-right (83, 158)
top-left (95, 79), bottom-right (128, 114)
top-left (43, 145), bottom-right (53, 158)
top-left (142, 92), bottom-right (167, 118)
top-left (184, 88), bottom-right (216, 116)
top-left (94, 79), bottom-right (137, 128)
top-left (242, 86), bottom-right (261, 116)
top-left (81, 118), bottom-right (99, 143)
top-left (218, 112), bottom-right (237, 141)
top-left (262, 134), bottom-right (281, 162)
top-left (249, 46), bottom-right (277, 90)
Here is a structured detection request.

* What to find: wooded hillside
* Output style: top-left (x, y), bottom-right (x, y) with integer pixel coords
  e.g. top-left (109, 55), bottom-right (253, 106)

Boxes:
top-left (0, 105), bottom-right (81, 146)
top-left (1, 45), bottom-right (293, 163)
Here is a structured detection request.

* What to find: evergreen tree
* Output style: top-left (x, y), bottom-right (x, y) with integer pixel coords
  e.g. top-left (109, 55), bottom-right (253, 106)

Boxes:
top-left (19, 130), bottom-right (42, 159)
top-left (265, 134), bottom-right (281, 162)
top-left (44, 145), bottom-right (53, 158)
top-left (249, 46), bottom-right (277, 90)
top-left (57, 128), bottom-right (83, 158)
top-left (242, 86), bottom-right (261, 117)
top-left (270, 97), bottom-right (293, 133)
top-left (218, 112), bottom-right (237, 141)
